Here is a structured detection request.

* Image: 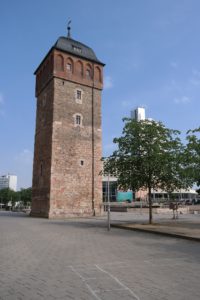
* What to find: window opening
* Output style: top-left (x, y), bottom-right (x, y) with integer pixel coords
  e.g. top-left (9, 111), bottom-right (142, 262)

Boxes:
top-left (76, 115), bottom-right (81, 125)
top-left (86, 69), bottom-right (91, 78)
top-left (77, 90), bottom-right (82, 100)
top-left (66, 63), bottom-right (72, 71)
top-left (72, 45), bottom-right (82, 53)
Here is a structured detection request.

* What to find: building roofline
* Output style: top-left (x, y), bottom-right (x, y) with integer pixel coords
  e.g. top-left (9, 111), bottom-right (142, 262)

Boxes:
top-left (34, 45), bottom-right (105, 75)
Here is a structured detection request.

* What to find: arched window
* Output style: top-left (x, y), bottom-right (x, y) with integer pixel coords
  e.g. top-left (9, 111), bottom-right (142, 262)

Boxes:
top-left (66, 57), bottom-right (74, 73)
top-left (95, 66), bottom-right (101, 82)
top-left (86, 64), bottom-right (92, 79)
top-left (66, 63), bottom-right (72, 71)
top-left (76, 60), bottom-right (83, 77)
top-left (56, 55), bottom-right (64, 71)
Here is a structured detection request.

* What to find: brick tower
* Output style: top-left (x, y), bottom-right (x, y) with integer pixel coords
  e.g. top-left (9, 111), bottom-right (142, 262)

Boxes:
top-left (31, 26), bottom-right (104, 218)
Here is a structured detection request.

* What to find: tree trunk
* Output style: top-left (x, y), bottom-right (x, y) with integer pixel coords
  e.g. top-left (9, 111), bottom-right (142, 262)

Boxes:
top-left (148, 186), bottom-right (152, 224)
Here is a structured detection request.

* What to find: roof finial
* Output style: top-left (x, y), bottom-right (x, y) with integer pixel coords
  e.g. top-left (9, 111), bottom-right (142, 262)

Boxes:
top-left (67, 19), bottom-right (72, 38)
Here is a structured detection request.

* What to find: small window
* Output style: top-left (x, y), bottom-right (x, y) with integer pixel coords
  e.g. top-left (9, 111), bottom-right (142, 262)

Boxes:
top-left (66, 63), bottom-right (72, 71)
top-left (77, 90), bottom-right (82, 100)
top-left (86, 69), bottom-right (91, 78)
top-left (72, 45), bottom-right (82, 53)
top-left (76, 115), bottom-right (81, 125)
top-left (73, 113), bottom-right (83, 127)
top-left (80, 160), bottom-right (84, 166)
top-left (75, 88), bottom-right (83, 104)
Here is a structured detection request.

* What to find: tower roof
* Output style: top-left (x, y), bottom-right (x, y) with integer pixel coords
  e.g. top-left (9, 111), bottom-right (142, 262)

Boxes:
top-left (34, 35), bottom-right (105, 74)
top-left (54, 36), bottom-right (104, 65)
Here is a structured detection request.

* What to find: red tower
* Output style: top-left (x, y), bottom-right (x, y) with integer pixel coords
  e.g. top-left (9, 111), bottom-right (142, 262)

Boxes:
top-left (31, 27), bottom-right (104, 218)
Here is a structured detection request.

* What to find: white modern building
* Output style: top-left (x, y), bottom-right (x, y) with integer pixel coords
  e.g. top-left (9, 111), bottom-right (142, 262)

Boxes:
top-left (151, 188), bottom-right (198, 202)
top-left (131, 107), bottom-right (146, 121)
top-left (0, 174), bottom-right (17, 191)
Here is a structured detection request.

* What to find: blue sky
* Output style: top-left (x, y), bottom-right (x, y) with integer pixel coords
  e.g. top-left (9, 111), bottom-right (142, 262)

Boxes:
top-left (1, 0), bottom-right (200, 189)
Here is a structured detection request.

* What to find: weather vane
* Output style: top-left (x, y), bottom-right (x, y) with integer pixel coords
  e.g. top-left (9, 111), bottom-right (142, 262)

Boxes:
top-left (67, 19), bottom-right (72, 38)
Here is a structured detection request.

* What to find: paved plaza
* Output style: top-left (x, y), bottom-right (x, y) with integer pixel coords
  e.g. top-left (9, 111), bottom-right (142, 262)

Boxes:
top-left (0, 211), bottom-right (200, 300)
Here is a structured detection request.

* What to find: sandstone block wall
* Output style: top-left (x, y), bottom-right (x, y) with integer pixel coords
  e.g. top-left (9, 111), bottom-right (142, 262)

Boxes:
top-left (31, 46), bottom-right (103, 218)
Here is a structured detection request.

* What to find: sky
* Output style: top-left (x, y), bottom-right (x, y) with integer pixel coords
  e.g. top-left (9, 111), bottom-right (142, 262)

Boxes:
top-left (1, 0), bottom-right (200, 189)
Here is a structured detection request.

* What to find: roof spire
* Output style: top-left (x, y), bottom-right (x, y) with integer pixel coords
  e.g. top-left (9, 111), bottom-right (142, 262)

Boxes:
top-left (67, 19), bottom-right (72, 38)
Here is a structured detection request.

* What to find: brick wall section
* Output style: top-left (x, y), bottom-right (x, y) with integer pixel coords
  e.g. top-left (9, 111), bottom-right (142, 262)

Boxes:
top-left (31, 80), bottom-right (54, 217)
top-left (49, 79), bottom-right (102, 217)
top-left (31, 46), bottom-right (104, 218)
top-left (35, 49), bottom-right (103, 97)
top-left (52, 49), bottom-right (103, 90)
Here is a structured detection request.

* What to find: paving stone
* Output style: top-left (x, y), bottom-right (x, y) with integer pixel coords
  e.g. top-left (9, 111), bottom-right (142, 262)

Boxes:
top-left (0, 211), bottom-right (200, 300)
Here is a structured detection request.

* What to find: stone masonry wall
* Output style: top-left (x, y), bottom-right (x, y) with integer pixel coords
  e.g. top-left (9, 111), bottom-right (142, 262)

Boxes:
top-left (32, 46), bottom-right (104, 218)
top-left (31, 80), bottom-right (54, 217)
top-left (49, 78), bottom-right (102, 218)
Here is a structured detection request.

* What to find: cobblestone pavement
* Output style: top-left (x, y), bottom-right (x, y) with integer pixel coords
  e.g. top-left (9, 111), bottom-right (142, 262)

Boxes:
top-left (0, 211), bottom-right (200, 300)
top-left (110, 211), bottom-right (200, 241)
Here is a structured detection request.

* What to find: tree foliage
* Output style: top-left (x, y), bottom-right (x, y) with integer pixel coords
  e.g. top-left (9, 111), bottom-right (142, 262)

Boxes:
top-left (186, 127), bottom-right (200, 186)
top-left (103, 118), bottom-right (191, 223)
top-left (20, 188), bottom-right (32, 206)
top-left (0, 187), bottom-right (32, 207)
top-left (0, 188), bottom-right (14, 205)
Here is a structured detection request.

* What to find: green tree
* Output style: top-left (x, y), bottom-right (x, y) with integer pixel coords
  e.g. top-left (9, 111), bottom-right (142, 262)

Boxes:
top-left (186, 127), bottom-right (200, 186)
top-left (0, 188), bottom-right (17, 206)
top-left (0, 187), bottom-right (32, 208)
top-left (103, 118), bottom-right (190, 224)
top-left (20, 187), bottom-right (32, 206)
top-left (0, 188), bottom-right (10, 205)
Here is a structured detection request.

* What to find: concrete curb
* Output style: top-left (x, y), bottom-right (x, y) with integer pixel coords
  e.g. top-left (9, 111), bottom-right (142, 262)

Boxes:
top-left (111, 223), bottom-right (200, 242)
